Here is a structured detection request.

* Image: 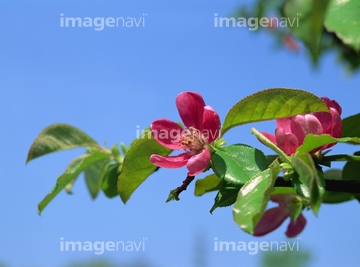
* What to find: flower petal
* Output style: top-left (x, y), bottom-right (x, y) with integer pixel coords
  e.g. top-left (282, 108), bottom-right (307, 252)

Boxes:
top-left (151, 119), bottom-right (184, 150)
top-left (253, 207), bottom-right (290, 237)
top-left (285, 213), bottom-right (307, 238)
top-left (276, 118), bottom-right (292, 133)
top-left (150, 153), bottom-right (191, 168)
top-left (290, 114), bottom-right (323, 145)
top-left (275, 128), bottom-right (298, 155)
top-left (202, 106), bottom-right (221, 143)
top-left (186, 148), bottom-right (211, 176)
top-left (176, 92), bottom-right (206, 130)
top-left (321, 97), bottom-right (342, 115)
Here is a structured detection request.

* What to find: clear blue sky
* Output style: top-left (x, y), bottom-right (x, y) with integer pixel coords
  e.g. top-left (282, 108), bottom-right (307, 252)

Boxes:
top-left (1, 1), bottom-right (360, 267)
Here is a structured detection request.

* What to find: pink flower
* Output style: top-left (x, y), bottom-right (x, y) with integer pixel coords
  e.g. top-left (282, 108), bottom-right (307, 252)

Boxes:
top-left (150, 92), bottom-right (221, 176)
top-left (254, 194), bottom-right (306, 238)
top-left (261, 97), bottom-right (342, 155)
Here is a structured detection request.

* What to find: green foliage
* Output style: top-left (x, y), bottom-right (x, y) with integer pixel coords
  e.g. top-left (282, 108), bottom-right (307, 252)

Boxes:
top-left (342, 113), bottom-right (360, 138)
top-left (222, 88), bottom-right (328, 134)
top-left (194, 174), bottom-right (222, 196)
top-left (236, 0), bottom-right (360, 72)
top-left (38, 150), bottom-right (110, 214)
top-left (325, 0), bottom-right (360, 51)
top-left (117, 129), bottom-right (172, 204)
top-left (26, 124), bottom-right (98, 163)
top-left (284, 0), bottom-right (331, 61)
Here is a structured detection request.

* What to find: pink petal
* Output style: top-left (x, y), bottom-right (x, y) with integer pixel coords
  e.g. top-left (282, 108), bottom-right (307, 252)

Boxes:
top-left (290, 114), bottom-right (323, 145)
top-left (285, 213), bottom-right (307, 238)
top-left (186, 148), bottom-right (211, 176)
top-left (275, 128), bottom-right (298, 155)
top-left (150, 153), bottom-right (191, 168)
top-left (176, 92), bottom-right (206, 130)
top-left (202, 106), bottom-right (221, 143)
top-left (151, 119), bottom-right (184, 150)
top-left (254, 207), bottom-right (290, 237)
top-left (276, 118), bottom-right (292, 133)
top-left (321, 97), bottom-right (342, 115)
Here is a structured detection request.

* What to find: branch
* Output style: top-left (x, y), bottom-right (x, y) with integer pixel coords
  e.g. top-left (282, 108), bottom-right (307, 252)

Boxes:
top-left (274, 177), bottom-right (360, 194)
top-left (166, 175), bottom-right (195, 202)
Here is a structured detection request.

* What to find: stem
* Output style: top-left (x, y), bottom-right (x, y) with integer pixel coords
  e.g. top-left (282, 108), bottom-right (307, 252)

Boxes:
top-left (275, 177), bottom-right (360, 194)
top-left (166, 175), bottom-right (195, 202)
top-left (251, 128), bottom-right (291, 165)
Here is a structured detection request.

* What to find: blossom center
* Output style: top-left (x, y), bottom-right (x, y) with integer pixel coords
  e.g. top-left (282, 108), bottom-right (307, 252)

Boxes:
top-left (179, 126), bottom-right (208, 155)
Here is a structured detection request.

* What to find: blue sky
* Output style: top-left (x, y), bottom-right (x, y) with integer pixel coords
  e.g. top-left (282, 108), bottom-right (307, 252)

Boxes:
top-left (1, 1), bottom-right (360, 267)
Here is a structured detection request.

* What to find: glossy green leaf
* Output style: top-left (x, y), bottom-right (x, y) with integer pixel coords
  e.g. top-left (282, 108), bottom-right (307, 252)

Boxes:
top-left (291, 154), bottom-right (323, 214)
top-left (117, 130), bottom-right (172, 204)
top-left (64, 154), bottom-right (88, 194)
top-left (297, 134), bottom-right (360, 154)
top-left (232, 161), bottom-right (281, 234)
top-left (325, 0), bottom-right (360, 51)
top-left (284, 0), bottom-right (331, 61)
top-left (102, 162), bottom-right (121, 198)
top-left (27, 124), bottom-right (98, 163)
top-left (38, 150), bottom-right (110, 215)
top-left (84, 159), bottom-right (108, 199)
top-left (290, 199), bottom-right (303, 223)
top-left (210, 182), bottom-right (240, 213)
top-left (194, 174), bottom-right (222, 196)
top-left (342, 113), bottom-right (360, 138)
top-left (211, 144), bottom-right (268, 185)
top-left (222, 88), bottom-right (329, 134)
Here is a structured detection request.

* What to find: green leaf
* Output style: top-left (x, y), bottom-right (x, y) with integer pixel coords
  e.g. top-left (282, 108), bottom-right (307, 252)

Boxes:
top-left (290, 199), bottom-right (304, 223)
top-left (27, 124), bottom-right (98, 163)
top-left (291, 154), bottom-right (324, 214)
top-left (297, 134), bottom-right (360, 154)
top-left (38, 150), bottom-right (110, 215)
top-left (222, 88), bottom-right (329, 134)
top-left (211, 144), bottom-right (268, 185)
top-left (210, 182), bottom-right (240, 213)
top-left (292, 173), bottom-right (310, 198)
top-left (64, 154), bottom-right (88, 194)
top-left (342, 152), bottom-right (360, 181)
top-left (284, 0), bottom-right (331, 62)
top-left (325, 0), bottom-right (360, 51)
top-left (342, 113), bottom-right (360, 138)
top-left (232, 161), bottom-right (281, 234)
top-left (84, 159), bottom-right (108, 199)
top-left (117, 130), bottom-right (172, 204)
top-left (323, 169), bottom-right (342, 180)
top-left (102, 162), bottom-right (121, 198)
top-left (194, 174), bottom-right (222, 196)
top-left (322, 191), bottom-right (355, 203)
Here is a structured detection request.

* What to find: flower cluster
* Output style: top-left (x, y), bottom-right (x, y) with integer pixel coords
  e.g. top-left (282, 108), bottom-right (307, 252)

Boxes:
top-left (261, 97), bottom-right (342, 155)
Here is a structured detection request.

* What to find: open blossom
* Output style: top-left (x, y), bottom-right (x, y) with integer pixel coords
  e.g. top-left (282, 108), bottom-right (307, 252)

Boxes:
top-left (261, 97), bottom-right (342, 155)
top-left (150, 92), bottom-right (221, 176)
top-left (254, 194), bottom-right (306, 238)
